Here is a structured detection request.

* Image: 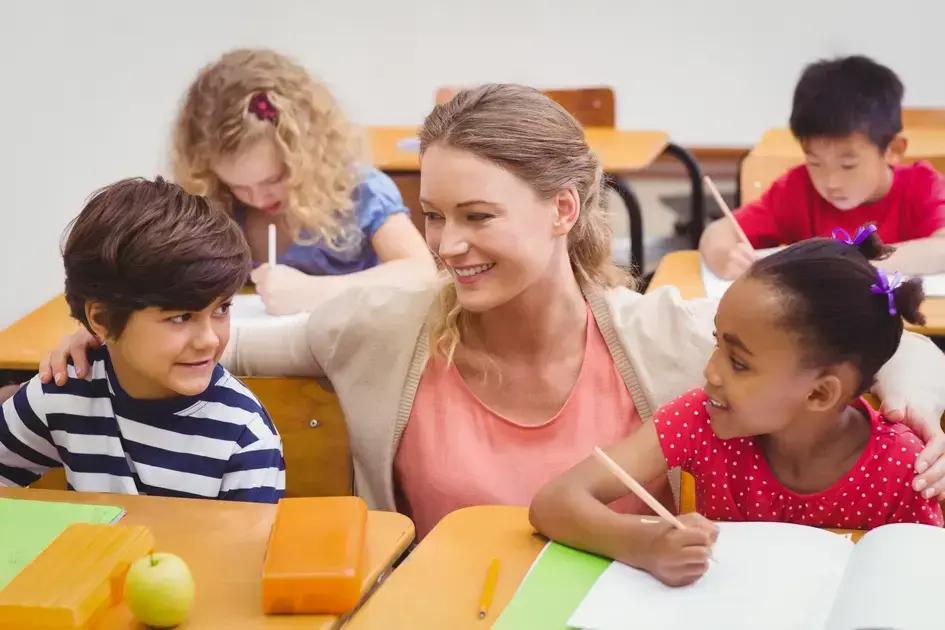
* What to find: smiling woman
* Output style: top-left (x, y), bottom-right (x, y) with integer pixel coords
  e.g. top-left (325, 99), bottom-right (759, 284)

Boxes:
top-left (38, 86), bottom-right (945, 538)
top-left (172, 48), bottom-right (435, 314)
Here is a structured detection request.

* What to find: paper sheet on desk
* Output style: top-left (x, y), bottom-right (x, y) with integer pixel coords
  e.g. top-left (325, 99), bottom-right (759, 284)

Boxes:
top-left (699, 251), bottom-right (945, 300)
top-left (231, 294), bottom-right (307, 327)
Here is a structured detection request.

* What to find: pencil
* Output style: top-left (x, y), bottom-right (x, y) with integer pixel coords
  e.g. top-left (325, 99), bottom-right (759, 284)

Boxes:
top-left (267, 223), bottom-right (277, 267)
top-left (592, 447), bottom-right (686, 529)
top-left (703, 175), bottom-right (753, 249)
top-left (478, 558), bottom-right (500, 620)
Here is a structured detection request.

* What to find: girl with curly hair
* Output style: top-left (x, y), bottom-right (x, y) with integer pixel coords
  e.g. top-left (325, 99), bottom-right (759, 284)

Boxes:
top-left (173, 49), bottom-right (434, 314)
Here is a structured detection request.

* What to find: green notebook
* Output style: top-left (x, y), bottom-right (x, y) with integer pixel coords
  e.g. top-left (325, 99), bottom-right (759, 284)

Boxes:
top-left (493, 542), bottom-right (611, 630)
top-left (0, 498), bottom-right (124, 590)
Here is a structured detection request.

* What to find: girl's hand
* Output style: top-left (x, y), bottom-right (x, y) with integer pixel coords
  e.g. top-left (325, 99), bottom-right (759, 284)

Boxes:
top-left (644, 512), bottom-right (719, 587)
top-left (250, 264), bottom-right (313, 315)
top-left (38, 328), bottom-right (101, 386)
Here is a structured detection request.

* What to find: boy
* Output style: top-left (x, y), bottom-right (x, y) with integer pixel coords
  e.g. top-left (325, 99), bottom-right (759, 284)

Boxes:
top-left (0, 177), bottom-right (285, 503)
top-left (701, 55), bottom-right (945, 279)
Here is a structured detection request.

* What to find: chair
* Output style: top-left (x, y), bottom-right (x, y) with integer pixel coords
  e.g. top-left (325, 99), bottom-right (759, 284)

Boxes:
top-left (31, 377), bottom-right (352, 498)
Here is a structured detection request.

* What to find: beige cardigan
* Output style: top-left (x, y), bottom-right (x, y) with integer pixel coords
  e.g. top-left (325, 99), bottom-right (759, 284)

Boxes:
top-left (223, 278), bottom-right (945, 511)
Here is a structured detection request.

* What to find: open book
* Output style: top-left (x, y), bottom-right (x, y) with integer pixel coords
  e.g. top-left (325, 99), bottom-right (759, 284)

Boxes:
top-left (568, 521), bottom-right (944, 630)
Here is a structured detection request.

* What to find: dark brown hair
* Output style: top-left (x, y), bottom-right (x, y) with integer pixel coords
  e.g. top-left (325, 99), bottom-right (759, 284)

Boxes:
top-left (748, 230), bottom-right (924, 394)
top-left (63, 177), bottom-right (251, 338)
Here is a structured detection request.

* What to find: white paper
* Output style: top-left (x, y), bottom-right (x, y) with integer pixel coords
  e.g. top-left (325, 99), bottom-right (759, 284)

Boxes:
top-left (699, 253), bottom-right (945, 299)
top-left (396, 136), bottom-right (420, 152)
top-left (230, 294), bottom-right (305, 328)
top-left (920, 273), bottom-right (945, 297)
top-left (568, 522), bottom-right (853, 630)
top-left (825, 523), bottom-right (945, 630)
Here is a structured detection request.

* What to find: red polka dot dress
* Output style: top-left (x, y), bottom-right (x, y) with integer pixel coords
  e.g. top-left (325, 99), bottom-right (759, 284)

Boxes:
top-left (654, 389), bottom-right (943, 529)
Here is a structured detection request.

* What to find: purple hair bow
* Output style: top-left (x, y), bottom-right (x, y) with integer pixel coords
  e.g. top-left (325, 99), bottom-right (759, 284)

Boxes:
top-left (832, 224), bottom-right (877, 246)
top-left (870, 269), bottom-right (903, 316)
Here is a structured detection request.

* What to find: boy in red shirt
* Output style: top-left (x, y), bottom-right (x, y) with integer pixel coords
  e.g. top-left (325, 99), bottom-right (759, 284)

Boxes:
top-left (701, 55), bottom-right (945, 279)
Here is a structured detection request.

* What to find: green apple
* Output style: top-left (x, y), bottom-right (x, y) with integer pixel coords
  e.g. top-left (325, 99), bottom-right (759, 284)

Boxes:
top-left (124, 552), bottom-right (195, 628)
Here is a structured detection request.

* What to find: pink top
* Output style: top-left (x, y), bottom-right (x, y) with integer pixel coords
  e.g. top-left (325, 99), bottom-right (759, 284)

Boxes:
top-left (395, 306), bottom-right (667, 538)
top-left (656, 389), bottom-right (944, 529)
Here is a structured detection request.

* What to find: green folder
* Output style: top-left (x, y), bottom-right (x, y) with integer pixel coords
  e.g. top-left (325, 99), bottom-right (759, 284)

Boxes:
top-left (0, 498), bottom-right (124, 590)
top-left (493, 542), bottom-right (611, 630)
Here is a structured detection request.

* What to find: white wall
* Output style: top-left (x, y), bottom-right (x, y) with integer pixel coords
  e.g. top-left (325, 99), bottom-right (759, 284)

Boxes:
top-left (4, 0), bottom-right (945, 328)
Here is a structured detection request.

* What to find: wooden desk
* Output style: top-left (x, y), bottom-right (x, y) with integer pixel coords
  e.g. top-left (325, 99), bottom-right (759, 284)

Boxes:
top-left (0, 487), bottom-right (413, 629)
top-left (368, 126), bottom-right (669, 174)
top-left (346, 505), bottom-right (863, 629)
top-left (347, 506), bottom-right (545, 629)
top-left (0, 295), bottom-right (78, 371)
top-left (648, 250), bottom-right (945, 337)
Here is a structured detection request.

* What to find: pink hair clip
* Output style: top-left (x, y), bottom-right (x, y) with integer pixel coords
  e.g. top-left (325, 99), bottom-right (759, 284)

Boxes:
top-left (248, 92), bottom-right (278, 123)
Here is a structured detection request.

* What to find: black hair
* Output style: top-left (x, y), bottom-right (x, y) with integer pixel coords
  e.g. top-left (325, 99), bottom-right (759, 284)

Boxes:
top-left (747, 229), bottom-right (924, 394)
top-left (790, 55), bottom-right (903, 150)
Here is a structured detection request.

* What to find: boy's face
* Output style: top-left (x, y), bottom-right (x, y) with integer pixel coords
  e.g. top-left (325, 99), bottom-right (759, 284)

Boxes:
top-left (95, 296), bottom-right (233, 399)
top-left (800, 132), bottom-right (900, 210)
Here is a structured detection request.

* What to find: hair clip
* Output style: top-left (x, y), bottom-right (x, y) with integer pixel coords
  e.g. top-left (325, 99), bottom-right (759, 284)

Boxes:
top-left (831, 224), bottom-right (877, 247)
top-left (248, 92), bottom-right (278, 123)
top-left (870, 269), bottom-right (903, 316)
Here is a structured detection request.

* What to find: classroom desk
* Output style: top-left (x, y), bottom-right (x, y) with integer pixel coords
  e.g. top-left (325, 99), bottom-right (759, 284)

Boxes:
top-left (368, 125), bottom-right (706, 268)
top-left (346, 505), bottom-right (863, 629)
top-left (346, 506), bottom-right (545, 629)
top-left (0, 295), bottom-right (77, 371)
top-left (647, 250), bottom-right (945, 337)
top-left (0, 487), bottom-right (414, 630)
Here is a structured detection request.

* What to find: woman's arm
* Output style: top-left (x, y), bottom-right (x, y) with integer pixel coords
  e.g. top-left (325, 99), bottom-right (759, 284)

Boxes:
top-left (873, 330), bottom-right (945, 497)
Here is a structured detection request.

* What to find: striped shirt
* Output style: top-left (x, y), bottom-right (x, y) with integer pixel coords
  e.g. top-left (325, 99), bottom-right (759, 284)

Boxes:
top-left (0, 347), bottom-right (285, 503)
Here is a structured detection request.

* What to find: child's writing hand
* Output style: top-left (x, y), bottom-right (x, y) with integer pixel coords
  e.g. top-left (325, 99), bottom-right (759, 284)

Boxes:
top-left (644, 512), bottom-right (718, 587)
top-left (718, 242), bottom-right (756, 280)
top-left (251, 264), bottom-right (312, 316)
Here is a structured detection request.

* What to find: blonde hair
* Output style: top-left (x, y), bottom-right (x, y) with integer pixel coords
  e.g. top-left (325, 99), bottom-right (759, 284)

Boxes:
top-left (420, 84), bottom-right (629, 363)
top-left (172, 49), bottom-right (362, 247)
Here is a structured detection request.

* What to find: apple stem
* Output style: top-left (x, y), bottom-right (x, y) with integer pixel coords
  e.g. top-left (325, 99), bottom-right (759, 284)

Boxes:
top-left (150, 553), bottom-right (157, 567)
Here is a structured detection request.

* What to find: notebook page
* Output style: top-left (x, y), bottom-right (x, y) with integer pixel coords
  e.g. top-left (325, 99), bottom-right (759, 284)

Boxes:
top-left (568, 522), bottom-right (853, 630)
top-left (825, 523), bottom-right (945, 630)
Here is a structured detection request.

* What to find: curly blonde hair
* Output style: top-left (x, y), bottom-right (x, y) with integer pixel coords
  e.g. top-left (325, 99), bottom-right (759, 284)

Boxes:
top-left (420, 84), bottom-right (630, 364)
top-left (173, 48), bottom-right (362, 247)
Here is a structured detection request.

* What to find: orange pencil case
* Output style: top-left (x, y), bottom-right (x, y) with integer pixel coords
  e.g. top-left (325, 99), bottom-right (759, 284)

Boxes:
top-left (261, 496), bottom-right (367, 614)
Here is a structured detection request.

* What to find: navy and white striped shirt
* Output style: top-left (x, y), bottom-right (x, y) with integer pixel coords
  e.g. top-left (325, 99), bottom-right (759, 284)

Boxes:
top-left (0, 347), bottom-right (285, 503)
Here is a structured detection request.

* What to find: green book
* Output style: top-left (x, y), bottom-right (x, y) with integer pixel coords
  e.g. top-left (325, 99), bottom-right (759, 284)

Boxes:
top-left (0, 498), bottom-right (124, 590)
top-left (493, 542), bottom-right (611, 630)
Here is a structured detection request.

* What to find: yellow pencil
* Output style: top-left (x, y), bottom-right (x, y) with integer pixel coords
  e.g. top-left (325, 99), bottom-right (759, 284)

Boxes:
top-left (478, 557), bottom-right (500, 620)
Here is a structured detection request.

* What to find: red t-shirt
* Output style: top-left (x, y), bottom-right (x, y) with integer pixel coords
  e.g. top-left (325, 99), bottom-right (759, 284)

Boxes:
top-left (655, 389), bottom-right (943, 529)
top-left (735, 162), bottom-right (945, 248)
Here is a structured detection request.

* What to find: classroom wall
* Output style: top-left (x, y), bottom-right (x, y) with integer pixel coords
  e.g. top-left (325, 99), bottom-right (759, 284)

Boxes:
top-left (4, 0), bottom-right (945, 328)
